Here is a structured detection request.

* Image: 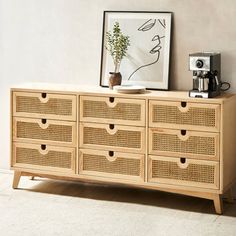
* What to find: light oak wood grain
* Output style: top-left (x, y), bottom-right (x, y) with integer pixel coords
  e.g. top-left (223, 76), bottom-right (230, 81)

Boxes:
top-left (12, 171), bottom-right (21, 189)
top-left (13, 91), bottom-right (77, 121)
top-left (10, 86), bottom-right (236, 214)
top-left (149, 100), bottom-right (221, 132)
top-left (80, 95), bottom-right (146, 126)
top-left (13, 117), bottom-right (77, 147)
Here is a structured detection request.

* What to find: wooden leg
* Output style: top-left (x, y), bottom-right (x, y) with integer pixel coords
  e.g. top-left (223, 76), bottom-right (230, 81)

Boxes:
top-left (29, 176), bottom-right (35, 180)
top-left (213, 194), bottom-right (223, 214)
top-left (12, 171), bottom-right (22, 189)
top-left (225, 188), bottom-right (234, 203)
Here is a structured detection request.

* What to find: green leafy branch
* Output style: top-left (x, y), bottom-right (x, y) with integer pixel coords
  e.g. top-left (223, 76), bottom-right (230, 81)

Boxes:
top-left (105, 22), bottom-right (130, 73)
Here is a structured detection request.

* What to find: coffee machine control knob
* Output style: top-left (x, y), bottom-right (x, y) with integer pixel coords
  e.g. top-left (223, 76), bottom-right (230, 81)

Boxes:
top-left (196, 59), bottom-right (204, 68)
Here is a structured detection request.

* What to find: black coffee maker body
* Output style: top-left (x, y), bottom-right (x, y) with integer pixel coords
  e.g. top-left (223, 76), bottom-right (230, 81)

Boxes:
top-left (189, 52), bottom-right (221, 98)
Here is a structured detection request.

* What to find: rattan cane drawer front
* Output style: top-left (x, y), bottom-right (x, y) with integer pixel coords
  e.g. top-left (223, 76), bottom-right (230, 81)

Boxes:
top-left (148, 155), bottom-right (219, 189)
top-left (13, 117), bottom-right (76, 146)
top-left (79, 149), bottom-right (144, 181)
top-left (149, 128), bottom-right (219, 160)
top-left (13, 92), bottom-right (76, 121)
top-left (149, 100), bottom-right (220, 131)
top-left (80, 122), bottom-right (145, 153)
top-left (13, 142), bottom-right (75, 173)
top-left (80, 96), bottom-right (145, 126)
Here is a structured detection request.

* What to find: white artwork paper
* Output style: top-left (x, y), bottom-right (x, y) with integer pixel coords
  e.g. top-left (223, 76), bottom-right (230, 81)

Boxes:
top-left (100, 12), bottom-right (172, 90)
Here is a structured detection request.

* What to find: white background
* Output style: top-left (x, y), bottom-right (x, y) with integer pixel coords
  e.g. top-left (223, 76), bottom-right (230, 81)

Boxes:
top-left (1, 0), bottom-right (236, 170)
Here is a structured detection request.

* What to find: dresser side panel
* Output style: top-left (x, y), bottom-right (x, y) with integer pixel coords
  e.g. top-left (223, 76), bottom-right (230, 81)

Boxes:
top-left (221, 94), bottom-right (236, 192)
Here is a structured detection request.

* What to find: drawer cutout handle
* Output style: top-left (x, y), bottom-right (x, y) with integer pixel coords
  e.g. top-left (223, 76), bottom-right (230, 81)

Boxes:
top-left (39, 144), bottom-right (49, 155)
top-left (106, 124), bottom-right (118, 135)
top-left (181, 130), bottom-right (186, 136)
top-left (178, 101), bottom-right (189, 113)
top-left (177, 130), bottom-right (189, 141)
top-left (106, 97), bottom-right (117, 108)
top-left (39, 119), bottom-right (49, 129)
top-left (109, 124), bottom-right (115, 130)
top-left (106, 151), bottom-right (117, 162)
top-left (181, 101), bottom-right (187, 108)
top-left (177, 158), bottom-right (189, 169)
top-left (39, 93), bottom-right (49, 103)
top-left (109, 97), bottom-right (115, 103)
top-left (109, 151), bottom-right (114, 157)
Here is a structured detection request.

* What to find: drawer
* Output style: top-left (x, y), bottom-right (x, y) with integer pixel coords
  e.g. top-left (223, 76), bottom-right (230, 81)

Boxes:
top-left (13, 92), bottom-right (77, 121)
top-left (13, 117), bottom-right (76, 146)
top-left (12, 142), bottom-right (76, 173)
top-left (79, 149), bottom-right (144, 182)
top-left (80, 122), bottom-right (145, 153)
top-left (148, 155), bottom-right (219, 189)
top-left (149, 100), bottom-right (220, 131)
top-left (80, 96), bottom-right (145, 126)
top-left (149, 128), bottom-right (219, 160)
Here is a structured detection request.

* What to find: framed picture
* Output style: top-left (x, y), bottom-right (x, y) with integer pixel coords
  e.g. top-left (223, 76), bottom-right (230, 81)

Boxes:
top-left (100, 11), bottom-right (172, 90)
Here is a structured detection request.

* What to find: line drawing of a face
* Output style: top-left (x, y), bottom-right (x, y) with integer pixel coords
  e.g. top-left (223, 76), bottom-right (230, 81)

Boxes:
top-left (127, 19), bottom-right (166, 81)
top-left (105, 18), bottom-right (166, 84)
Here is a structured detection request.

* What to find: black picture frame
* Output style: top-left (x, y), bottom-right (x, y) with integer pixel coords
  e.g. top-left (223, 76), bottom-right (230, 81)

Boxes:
top-left (99, 11), bottom-right (172, 90)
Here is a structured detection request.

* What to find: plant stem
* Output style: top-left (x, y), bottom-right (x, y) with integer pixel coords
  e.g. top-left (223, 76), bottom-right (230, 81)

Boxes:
top-left (114, 63), bottom-right (120, 73)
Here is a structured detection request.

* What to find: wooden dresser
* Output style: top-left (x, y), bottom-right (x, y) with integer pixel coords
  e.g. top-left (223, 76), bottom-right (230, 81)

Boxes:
top-left (10, 84), bottom-right (236, 214)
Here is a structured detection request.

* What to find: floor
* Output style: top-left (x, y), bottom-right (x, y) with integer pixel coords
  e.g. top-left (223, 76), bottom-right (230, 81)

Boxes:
top-left (0, 172), bottom-right (236, 236)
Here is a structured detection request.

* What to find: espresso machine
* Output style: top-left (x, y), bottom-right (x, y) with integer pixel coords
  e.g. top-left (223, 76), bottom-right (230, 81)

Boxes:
top-left (189, 52), bottom-right (221, 98)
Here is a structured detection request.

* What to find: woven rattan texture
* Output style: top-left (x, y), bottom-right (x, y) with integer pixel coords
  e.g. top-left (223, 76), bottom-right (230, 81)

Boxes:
top-left (16, 147), bottom-right (72, 169)
top-left (152, 105), bottom-right (216, 127)
top-left (83, 154), bottom-right (140, 176)
top-left (152, 160), bottom-right (215, 184)
top-left (83, 100), bottom-right (141, 121)
top-left (152, 133), bottom-right (215, 156)
top-left (83, 127), bottom-right (141, 149)
top-left (17, 121), bottom-right (72, 142)
top-left (16, 96), bottom-right (72, 116)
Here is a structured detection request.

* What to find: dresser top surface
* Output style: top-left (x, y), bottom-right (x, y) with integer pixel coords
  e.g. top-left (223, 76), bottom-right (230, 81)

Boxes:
top-left (11, 82), bottom-right (235, 103)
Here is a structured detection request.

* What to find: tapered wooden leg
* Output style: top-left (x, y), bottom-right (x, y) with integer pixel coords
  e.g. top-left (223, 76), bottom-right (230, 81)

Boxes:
top-left (29, 176), bottom-right (35, 180)
top-left (12, 171), bottom-right (22, 189)
top-left (213, 194), bottom-right (223, 214)
top-left (225, 188), bottom-right (234, 203)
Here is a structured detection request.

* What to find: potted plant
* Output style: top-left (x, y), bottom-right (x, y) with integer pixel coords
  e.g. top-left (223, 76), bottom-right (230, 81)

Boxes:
top-left (105, 22), bottom-right (130, 89)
